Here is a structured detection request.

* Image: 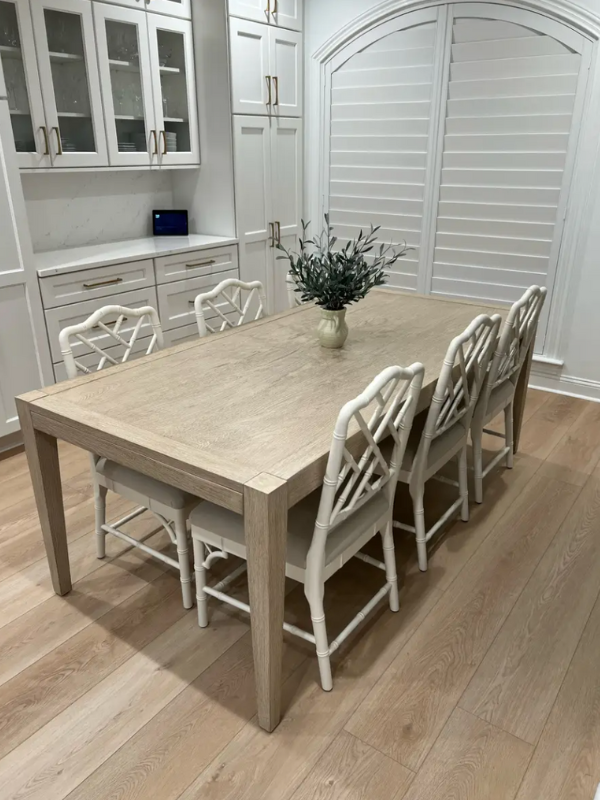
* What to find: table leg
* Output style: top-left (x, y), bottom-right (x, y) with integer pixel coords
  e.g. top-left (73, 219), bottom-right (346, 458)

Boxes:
top-left (244, 473), bottom-right (288, 732)
top-left (16, 398), bottom-right (71, 595)
top-left (513, 343), bottom-right (534, 454)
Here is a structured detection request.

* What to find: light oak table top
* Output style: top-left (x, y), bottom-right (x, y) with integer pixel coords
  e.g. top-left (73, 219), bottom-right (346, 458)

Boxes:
top-left (17, 289), bottom-right (526, 734)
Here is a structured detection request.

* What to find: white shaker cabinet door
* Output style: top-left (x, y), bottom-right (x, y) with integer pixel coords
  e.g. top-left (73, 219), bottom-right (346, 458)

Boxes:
top-left (271, 116), bottom-right (302, 311)
top-left (94, 3), bottom-right (157, 167)
top-left (229, 18), bottom-right (270, 116)
top-left (269, 26), bottom-right (302, 117)
top-left (30, 0), bottom-right (108, 167)
top-left (145, 0), bottom-right (191, 20)
top-left (228, 0), bottom-right (270, 26)
top-left (270, 0), bottom-right (302, 32)
top-left (233, 115), bottom-right (275, 311)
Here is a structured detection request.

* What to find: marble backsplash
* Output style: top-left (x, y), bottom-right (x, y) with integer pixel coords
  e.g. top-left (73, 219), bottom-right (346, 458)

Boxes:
top-left (21, 171), bottom-right (174, 252)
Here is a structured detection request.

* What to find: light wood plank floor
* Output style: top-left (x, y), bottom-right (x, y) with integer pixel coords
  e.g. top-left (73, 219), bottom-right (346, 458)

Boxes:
top-left (1, 389), bottom-right (600, 799)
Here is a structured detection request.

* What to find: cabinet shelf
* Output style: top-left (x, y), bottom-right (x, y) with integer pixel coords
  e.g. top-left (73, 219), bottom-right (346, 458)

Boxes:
top-left (9, 109), bottom-right (30, 116)
top-left (109, 59), bottom-right (140, 72)
top-left (159, 65), bottom-right (181, 74)
top-left (57, 112), bottom-right (91, 118)
top-left (114, 115), bottom-right (144, 121)
top-left (0, 45), bottom-right (23, 59)
top-left (164, 117), bottom-right (186, 123)
top-left (49, 51), bottom-right (83, 63)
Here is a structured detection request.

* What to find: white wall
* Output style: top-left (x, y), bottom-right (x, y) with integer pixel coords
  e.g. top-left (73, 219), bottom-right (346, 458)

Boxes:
top-left (305, 0), bottom-right (600, 399)
top-left (21, 170), bottom-right (175, 252)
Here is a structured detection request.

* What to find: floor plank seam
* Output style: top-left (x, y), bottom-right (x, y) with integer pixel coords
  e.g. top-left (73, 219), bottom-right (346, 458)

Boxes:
top-left (456, 705), bottom-right (534, 746)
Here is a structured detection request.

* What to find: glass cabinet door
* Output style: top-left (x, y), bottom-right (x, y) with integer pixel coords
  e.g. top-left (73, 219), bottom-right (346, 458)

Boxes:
top-left (0, 0), bottom-right (49, 167)
top-left (31, 0), bottom-right (107, 167)
top-left (147, 14), bottom-right (199, 166)
top-left (94, 4), bottom-right (155, 166)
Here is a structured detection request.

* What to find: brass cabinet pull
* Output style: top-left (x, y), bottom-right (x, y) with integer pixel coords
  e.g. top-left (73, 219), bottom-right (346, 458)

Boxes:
top-left (40, 126), bottom-right (50, 156)
top-left (273, 76), bottom-right (279, 106)
top-left (273, 0), bottom-right (278, 14)
top-left (150, 129), bottom-right (158, 155)
top-left (52, 126), bottom-right (63, 155)
top-left (266, 75), bottom-right (272, 106)
top-left (275, 220), bottom-right (281, 245)
top-left (83, 277), bottom-right (123, 289)
top-left (265, 0), bottom-right (270, 18)
top-left (269, 222), bottom-right (275, 247)
top-left (186, 259), bottom-right (216, 269)
top-left (160, 130), bottom-right (168, 155)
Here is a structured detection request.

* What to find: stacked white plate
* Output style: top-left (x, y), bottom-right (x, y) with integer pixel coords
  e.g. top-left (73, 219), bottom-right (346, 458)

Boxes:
top-left (133, 133), bottom-right (148, 152)
top-left (118, 141), bottom-right (136, 152)
top-left (61, 138), bottom-right (76, 152)
top-left (164, 131), bottom-right (177, 152)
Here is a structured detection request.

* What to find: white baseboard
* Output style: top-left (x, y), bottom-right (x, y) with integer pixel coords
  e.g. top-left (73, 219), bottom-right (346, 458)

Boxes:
top-left (530, 366), bottom-right (600, 403)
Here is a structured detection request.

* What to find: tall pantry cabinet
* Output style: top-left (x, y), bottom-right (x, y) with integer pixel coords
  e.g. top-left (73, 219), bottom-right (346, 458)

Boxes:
top-left (228, 0), bottom-right (302, 313)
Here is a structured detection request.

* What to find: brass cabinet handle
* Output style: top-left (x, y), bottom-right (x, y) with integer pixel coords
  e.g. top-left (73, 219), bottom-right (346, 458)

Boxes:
top-left (83, 277), bottom-right (123, 290)
top-left (186, 259), bottom-right (216, 269)
top-left (273, 75), bottom-right (279, 106)
top-left (269, 222), bottom-right (275, 248)
top-left (265, 0), bottom-right (270, 18)
top-left (53, 126), bottom-right (63, 155)
top-left (150, 129), bottom-right (158, 155)
top-left (160, 130), bottom-right (167, 155)
top-left (266, 75), bottom-right (272, 106)
top-left (40, 126), bottom-right (50, 156)
top-left (273, 0), bottom-right (278, 14)
top-left (275, 220), bottom-right (281, 245)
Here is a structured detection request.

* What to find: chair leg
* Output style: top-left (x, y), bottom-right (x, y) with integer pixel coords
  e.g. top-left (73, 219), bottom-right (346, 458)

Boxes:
top-left (410, 484), bottom-right (428, 572)
top-left (459, 446), bottom-right (469, 522)
top-left (472, 424), bottom-right (484, 505)
top-left (505, 401), bottom-right (514, 469)
top-left (381, 520), bottom-right (399, 612)
top-left (305, 586), bottom-right (332, 691)
top-left (193, 538), bottom-right (208, 627)
top-left (174, 511), bottom-right (193, 610)
top-left (94, 484), bottom-right (108, 559)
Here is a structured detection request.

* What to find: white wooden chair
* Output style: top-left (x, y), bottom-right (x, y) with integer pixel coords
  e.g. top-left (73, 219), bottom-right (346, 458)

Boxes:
top-left (471, 286), bottom-right (547, 503)
top-left (393, 314), bottom-right (501, 571)
top-left (190, 363), bottom-right (424, 690)
top-left (59, 304), bottom-right (197, 608)
top-left (194, 278), bottom-right (266, 337)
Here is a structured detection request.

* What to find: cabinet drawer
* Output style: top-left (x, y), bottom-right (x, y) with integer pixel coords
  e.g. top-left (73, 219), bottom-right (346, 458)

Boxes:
top-left (155, 245), bottom-right (239, 284)
top-left (39, 260), bottom-right (155, 309)
top-left (45, 287), bottom-right (159, 363)
top-left (53, 335), bottom-right (154, 383)
top-left (157, 270), bottom-right (238, 331)
top-left (163, 323), bottom-right (199, 349)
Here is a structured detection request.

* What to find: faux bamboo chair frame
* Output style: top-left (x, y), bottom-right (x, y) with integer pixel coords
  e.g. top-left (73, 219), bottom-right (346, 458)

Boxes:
top-left (471, 286), bottom-right (547, 503)
top-left (194, 278), bottom-right (267, 337)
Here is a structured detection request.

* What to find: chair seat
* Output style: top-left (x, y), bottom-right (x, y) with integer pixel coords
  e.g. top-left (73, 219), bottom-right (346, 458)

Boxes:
top-left (190, 488), bottom-right (390, 582)
top-left (96, 458), bottom-right (193, 511)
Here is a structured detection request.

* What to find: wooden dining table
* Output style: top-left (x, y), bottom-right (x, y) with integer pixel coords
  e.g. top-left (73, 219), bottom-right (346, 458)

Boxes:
top-left (16, 289), bottom-right (532, 733)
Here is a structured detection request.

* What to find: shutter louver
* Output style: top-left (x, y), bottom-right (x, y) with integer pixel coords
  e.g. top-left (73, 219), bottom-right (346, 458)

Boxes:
top-left (431, 15), bottom-right (583, 311)
top-left (328, 22), bottom-right (438, 291)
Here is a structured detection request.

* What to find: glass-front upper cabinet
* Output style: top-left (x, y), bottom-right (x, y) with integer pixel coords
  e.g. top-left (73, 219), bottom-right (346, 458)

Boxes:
top-left (30, 0), bottom-right (108, 167)
top-left (108, 0), bottom-right (191, 20)
top-left (0, 0), bottom-right (50, 167)
top-left (94, 4), bottom-right (156, 166)
top-left (147, 14), bottom-right (199, 166)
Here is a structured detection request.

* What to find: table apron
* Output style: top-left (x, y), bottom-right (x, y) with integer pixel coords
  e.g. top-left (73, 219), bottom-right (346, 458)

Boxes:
top-left (29, 409), bottom-right (244, 513)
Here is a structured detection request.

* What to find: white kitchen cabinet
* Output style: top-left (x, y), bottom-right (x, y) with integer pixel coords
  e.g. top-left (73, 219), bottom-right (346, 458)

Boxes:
top-left (233, 114), bottom-right (302, 312)
top-left (94, 3), bottom-right (157, 167)
top-left (30, 0), bottom-right (108, 167)
top-left (230, 18), bottom-right (302, 117)
top-left (229, 0), bottom-right (302, 32)
top-left (146, 12), bottom-right (199, 165)
top-left (0, 0), bottom-right (49, 168)
top-left (145, 0), bottom-right (191, 20)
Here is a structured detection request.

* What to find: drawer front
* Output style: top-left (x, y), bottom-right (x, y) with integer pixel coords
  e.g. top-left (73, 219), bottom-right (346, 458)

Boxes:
top-left (40, 259), bottom-right (155, 309)
top-left (163, 323), bottom-right (199, 349)
top-left (155, 245), bottom-right (239, 284)
top-left (157, 270), bottom-right (239, 331)
top-left (45, 286), bottom-right (159, 363)
top-left (53, 335), bottom-right (154, 382)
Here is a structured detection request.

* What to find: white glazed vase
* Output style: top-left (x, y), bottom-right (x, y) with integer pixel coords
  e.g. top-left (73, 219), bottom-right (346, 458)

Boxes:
top-left (317, 308), bottom-right (348, 349)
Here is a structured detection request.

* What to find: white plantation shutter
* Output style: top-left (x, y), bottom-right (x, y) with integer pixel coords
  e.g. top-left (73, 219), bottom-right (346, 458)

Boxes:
top-left (325, 4), bottom-right (591, 351)
top-left (328, 16), bottom-right (439, 291)
top-left (431, 7), bottom-right (587, 346)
